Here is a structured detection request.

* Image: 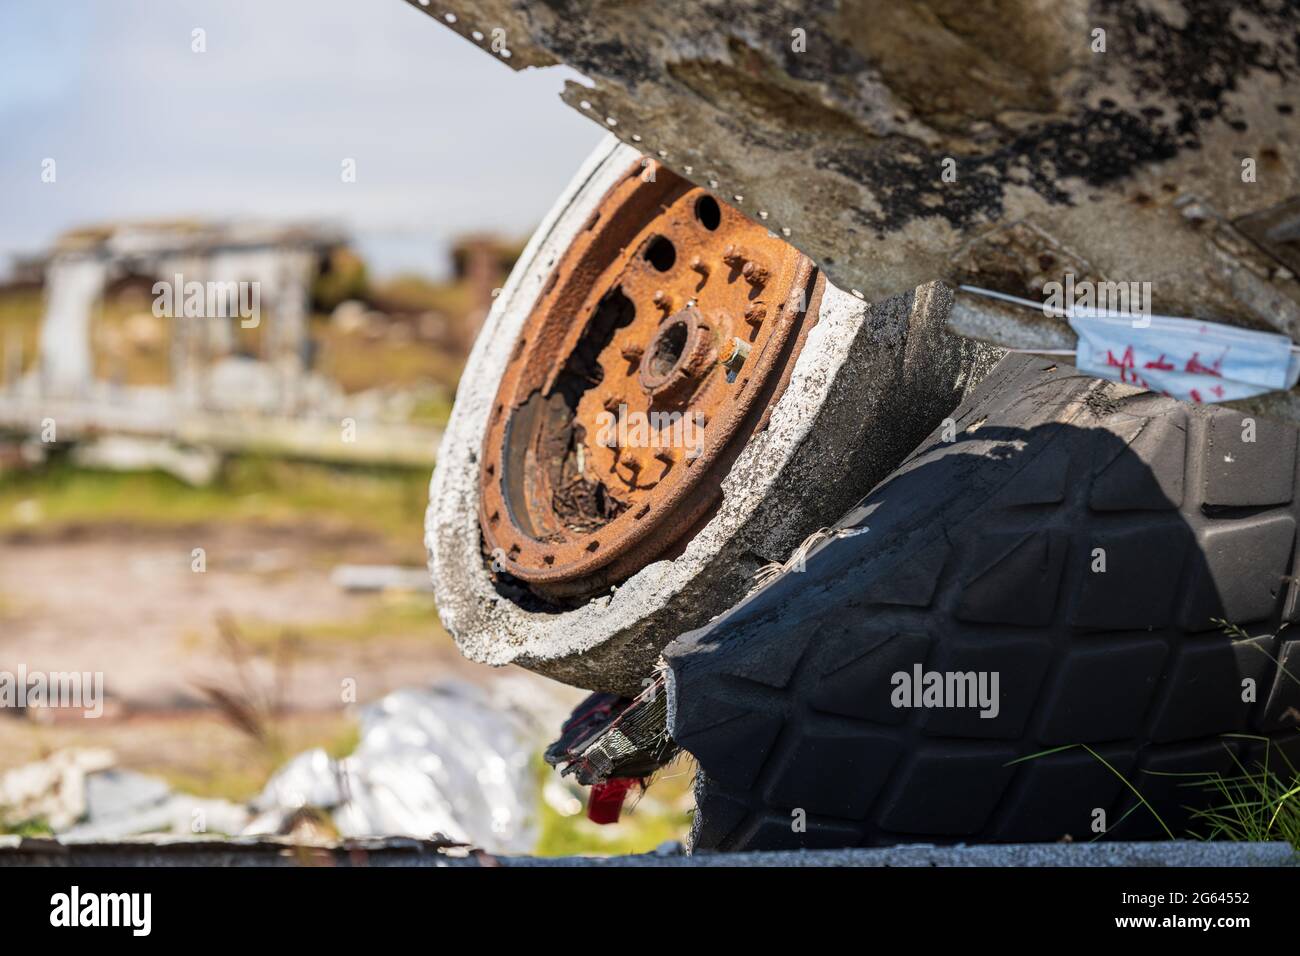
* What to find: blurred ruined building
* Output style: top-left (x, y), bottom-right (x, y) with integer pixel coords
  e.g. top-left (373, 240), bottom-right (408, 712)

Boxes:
top-left (0, 222), bottom-right (518, 470)
top-left (15, 221), bottom-right (340, 407)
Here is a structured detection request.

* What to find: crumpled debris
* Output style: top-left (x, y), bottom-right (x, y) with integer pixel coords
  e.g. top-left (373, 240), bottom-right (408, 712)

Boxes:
top-left (248, 681), bottom-right (550, 853)
top-left (0, 748), bottom-right (114, 831)
top-left (253, 749), bottom-right (343, 813)
top-left (63, 771), bottom-right (249, 841)
top-left (0, 750), bottom-right (249, 838)
top-left (83, 767), bottom-right (172, 818)
top-left (544, 692), bottom-right (629, 783)
top-left (544, 676), bottom-right (678, 824)
top-left (1, 680), bottom-right (579, 850)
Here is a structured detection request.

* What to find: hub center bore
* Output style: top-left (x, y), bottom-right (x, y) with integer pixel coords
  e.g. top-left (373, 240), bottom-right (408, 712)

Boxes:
top-left (638, 307), bottom-right (716, 404)
top-left (477, 163), bottom-right (822, 602)
top-left (646, 319), bottom-right (689, 380)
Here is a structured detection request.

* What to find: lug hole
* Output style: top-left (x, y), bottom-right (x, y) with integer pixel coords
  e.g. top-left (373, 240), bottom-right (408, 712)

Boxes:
top-left (644, 236), bottom-right (676, 272)
top-left (694, 195), bottom-right (722, 230)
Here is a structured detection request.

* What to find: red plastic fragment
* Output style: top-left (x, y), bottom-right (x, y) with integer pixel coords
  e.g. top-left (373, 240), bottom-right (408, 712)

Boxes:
top-left (586, 777), bottom-right (639, 825)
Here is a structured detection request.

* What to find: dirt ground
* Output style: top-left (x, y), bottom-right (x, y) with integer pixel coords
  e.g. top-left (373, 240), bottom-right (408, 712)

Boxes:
top-left (0, 520), bottom-right (580, 798)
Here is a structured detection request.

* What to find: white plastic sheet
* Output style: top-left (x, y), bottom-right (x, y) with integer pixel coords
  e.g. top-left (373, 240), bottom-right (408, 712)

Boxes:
top-left (250, 681), bottom-right (548, 853)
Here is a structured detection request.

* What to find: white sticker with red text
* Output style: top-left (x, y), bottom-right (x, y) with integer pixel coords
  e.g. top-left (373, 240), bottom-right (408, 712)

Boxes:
top-left (1068, 311), bottom-right (1300, 404)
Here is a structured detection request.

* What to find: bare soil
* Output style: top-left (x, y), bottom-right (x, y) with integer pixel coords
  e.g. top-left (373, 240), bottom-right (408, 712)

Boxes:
top-left (0, 521), bottom-right (572, 796)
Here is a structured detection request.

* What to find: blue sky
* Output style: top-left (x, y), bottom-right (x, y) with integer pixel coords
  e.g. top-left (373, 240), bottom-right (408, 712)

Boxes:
top-left (0, 0), bottom-right (603, 278)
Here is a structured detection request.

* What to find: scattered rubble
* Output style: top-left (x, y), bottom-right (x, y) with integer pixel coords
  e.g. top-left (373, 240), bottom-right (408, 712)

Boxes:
top-left (0, 748), bottom-right (115, 832)
top-left (1, 682), bottom-right (574, 855)
top-left (248, 683), bottom-right (548, 852)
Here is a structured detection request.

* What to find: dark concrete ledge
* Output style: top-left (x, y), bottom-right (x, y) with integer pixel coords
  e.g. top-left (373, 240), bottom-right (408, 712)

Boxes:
top-left (1, 835), bottom-right (1294, 867)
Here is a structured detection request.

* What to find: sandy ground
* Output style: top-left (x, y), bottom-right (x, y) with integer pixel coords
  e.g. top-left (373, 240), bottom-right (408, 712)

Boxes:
top-left (0, 522), bottom-right (581, 793)
top-left (3, 523), bottom-right (498, 707)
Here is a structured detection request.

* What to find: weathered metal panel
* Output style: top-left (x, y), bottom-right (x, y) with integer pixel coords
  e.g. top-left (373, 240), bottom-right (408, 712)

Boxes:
top-left (404, 0), bottom-right (1300, 357)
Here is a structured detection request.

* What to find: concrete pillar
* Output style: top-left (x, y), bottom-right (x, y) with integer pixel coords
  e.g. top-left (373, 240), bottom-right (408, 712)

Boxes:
top-left (38, 254), bottom-right (106, 398)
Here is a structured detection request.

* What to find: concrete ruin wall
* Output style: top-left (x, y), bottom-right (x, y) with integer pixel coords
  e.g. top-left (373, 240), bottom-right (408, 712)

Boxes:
top-left (28, 241), bottom-right (319, 408)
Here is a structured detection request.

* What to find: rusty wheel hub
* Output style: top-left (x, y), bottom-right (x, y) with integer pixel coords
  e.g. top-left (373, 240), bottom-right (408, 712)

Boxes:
top-left (479, 164), bottom-right (821, 602)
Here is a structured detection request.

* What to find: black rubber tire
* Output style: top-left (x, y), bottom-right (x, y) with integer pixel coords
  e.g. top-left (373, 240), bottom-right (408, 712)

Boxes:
top-left (666, 355), bottom-right (1300, 851)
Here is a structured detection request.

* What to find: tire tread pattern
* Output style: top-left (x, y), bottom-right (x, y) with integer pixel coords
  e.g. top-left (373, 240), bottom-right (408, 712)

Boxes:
top-left (668, 357), bottom-right (1300, 850)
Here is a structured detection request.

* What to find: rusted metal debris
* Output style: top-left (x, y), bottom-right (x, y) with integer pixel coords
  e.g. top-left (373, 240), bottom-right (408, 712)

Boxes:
top-left (544, 679), bottom-right (675, 787)
top-left (478, 162), bottom-right (821, 601)
top-left (407, 0), bottom-right (1300, 417)
top-left (428, 137), bottom-right (995, 693)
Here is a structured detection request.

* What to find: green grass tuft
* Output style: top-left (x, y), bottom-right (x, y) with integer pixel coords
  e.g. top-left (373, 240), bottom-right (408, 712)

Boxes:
top-left (1007, 737), bottom-right (1300, 850)
top-left (1185, 735), bottom-right (1300, 848)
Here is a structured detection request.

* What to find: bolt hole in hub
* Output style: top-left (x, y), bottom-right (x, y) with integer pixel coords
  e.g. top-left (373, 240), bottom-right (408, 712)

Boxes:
top-left (479, 162), bottom-right (822, 603)
top-left (645, 235), bottom-right (677, 272)
top-left (695, 195), bottom-right (722, 230)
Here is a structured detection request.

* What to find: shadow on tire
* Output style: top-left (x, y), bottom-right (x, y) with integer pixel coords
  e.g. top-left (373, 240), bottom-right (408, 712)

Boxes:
top-left (668, 356), bottom-right (1300, 851)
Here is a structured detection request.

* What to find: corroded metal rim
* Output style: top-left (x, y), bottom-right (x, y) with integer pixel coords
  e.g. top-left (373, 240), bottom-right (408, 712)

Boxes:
top-left (478, 162), bottom-right (821, 602)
